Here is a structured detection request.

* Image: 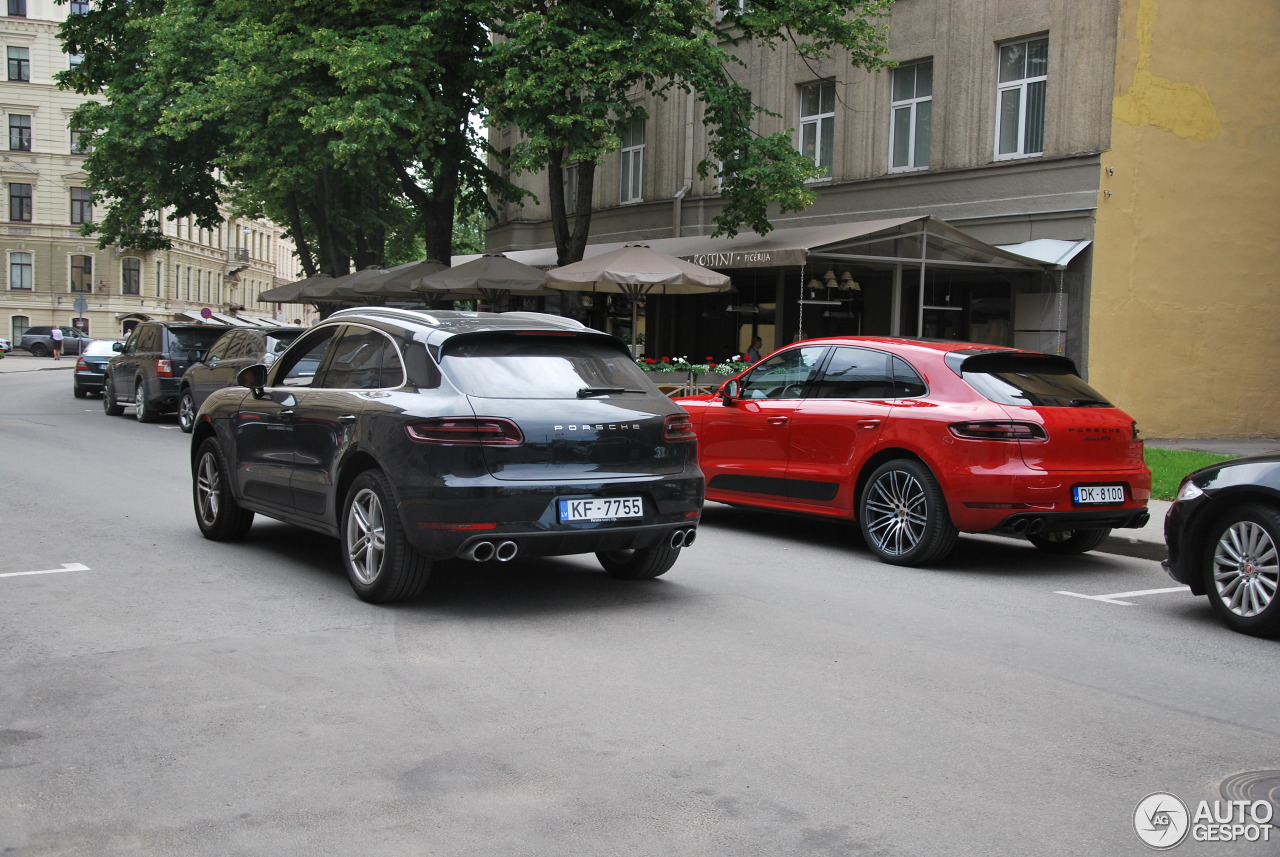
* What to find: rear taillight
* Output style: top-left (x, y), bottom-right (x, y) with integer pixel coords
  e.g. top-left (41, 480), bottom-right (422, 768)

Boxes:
top-left (405, 417), bottom-right (524, 446)
top-left (75, 357), bottom-right (88, 370)
top-left (948, 421), bottom-right (1048, 442)
top-left (155, 358), bottom-right (174, 378)
top-left (663, 413), bottom-right (696, 441)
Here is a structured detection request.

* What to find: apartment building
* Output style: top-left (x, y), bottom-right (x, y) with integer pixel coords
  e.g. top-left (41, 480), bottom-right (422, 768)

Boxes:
top-left (0, 0), bottom-right (298, 343)
top-left (489, 0), bottom-right (1279, 438)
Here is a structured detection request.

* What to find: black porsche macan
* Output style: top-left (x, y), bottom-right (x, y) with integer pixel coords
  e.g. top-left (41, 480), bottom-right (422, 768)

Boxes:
top-left (189, 308), bottom-right (704, 602)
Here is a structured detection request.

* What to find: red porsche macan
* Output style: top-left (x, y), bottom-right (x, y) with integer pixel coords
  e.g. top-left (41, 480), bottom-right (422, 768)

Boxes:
top-left (676, 337), bottom-right (1152, 565)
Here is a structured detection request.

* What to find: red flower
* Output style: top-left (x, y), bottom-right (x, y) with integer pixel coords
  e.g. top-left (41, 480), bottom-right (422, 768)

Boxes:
top-left (644, 358), bottom-right (656, 364)
top-left (661, 356), bottom-right (670, 363)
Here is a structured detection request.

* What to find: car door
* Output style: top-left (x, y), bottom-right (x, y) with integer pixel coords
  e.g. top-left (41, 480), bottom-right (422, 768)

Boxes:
top-left (697, 345), bottom-right (827, 503)
top-left (289, 325), bottom-right (403, 520)
top-left (231, 325), bottom-right (341, 512)
top-left (108, 326), bottom-right (147, 397)
top-left (189, 331), bottom-right (241, 411)
top-left (784, 346), bottom-right (900, 512)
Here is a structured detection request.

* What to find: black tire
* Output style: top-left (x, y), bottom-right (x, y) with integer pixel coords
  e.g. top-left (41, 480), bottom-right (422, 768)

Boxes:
top-left (1028, 528), bottom-right (1112, 555)
top-left (30, 343), bottom-right (48, 358)
top-left (341, 470), bottom-right (431, 603)
top-left (102, 377), bottom-right (125, 415)
top-left (859, 459), bottom-right (958, 566)
top-left (597, 540), bottom-right (681, 579)
top-left (193, 437), bottom-right (254, 541)
top-left (73, 383), bottom-right (88, 399)
top-left (177, 388), bottom-right (196, 433)
top-left (1202, 503), bottom-right (1280, 637)
top-left (134, 379), bottom-right (158, 423)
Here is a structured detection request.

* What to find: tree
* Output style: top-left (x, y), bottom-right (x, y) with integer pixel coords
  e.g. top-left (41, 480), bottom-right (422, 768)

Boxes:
top-left (485, 0), bottom-right (895, 264)
top-left (58, 0), bottom-right (513, 275)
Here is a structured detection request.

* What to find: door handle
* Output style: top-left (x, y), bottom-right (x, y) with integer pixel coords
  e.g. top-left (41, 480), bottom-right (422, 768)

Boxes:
top-left (766, 416), bottom-right (789, 425)
top-left (279, 410), bottom-right (296, 422)
top-left (857, 419), bottom-right (882, 429)
top-left (338, 414), bottom-right (357, 424)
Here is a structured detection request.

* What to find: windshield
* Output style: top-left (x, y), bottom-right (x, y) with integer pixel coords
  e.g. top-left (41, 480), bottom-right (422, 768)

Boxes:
top-left (440, 335), bottom-right (656, 399)
top-left (171, 328), bottom-right (229, 352)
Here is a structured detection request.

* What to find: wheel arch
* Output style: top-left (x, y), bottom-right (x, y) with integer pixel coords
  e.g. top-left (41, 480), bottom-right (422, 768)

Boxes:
top-left (853, 447), bottom-right (931, 517)
top-left (335, 450), bottom-right (384, 522)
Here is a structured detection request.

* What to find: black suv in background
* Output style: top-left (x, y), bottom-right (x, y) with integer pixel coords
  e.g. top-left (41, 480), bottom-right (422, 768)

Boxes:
top-left (177, 326), bottom-right (304, 432)
top-left (190, 308), bottom-right (704, 603)
top-left (103, 322), bottom-right (229, 422)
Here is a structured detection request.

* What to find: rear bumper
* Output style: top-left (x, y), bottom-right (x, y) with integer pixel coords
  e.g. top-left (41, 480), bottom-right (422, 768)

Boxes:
top-left (994, 506), bottom-right (1149, 536)
top-left (946, 464), bottom-right (1151, 534)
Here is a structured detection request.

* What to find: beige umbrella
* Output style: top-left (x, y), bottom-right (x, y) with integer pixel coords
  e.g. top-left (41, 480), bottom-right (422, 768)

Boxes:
top-left (544, 243), bottom-right (731, 345)
top-left (413, 253), bottom-right (552, 309)
top-left (352, 259), bottom-right (448, 302)
top-left (259, 273), bottom-right (335, 303)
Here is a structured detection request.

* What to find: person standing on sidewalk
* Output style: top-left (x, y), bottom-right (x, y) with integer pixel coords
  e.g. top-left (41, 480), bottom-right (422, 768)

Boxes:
top-left (49, 326), bottom-right (64, 360)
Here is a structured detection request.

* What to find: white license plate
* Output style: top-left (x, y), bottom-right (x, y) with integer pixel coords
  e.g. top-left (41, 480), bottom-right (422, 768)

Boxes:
top-left (558, 497), bottom-right (644, 522)
top-left (1073, 485), bottom-right (1125, 505)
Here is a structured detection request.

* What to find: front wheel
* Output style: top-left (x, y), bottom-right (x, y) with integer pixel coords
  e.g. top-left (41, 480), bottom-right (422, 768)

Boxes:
top-left (193, 437), bottom-right (254, 541)
top-left (1028, 528), bottom-right (1112, 555)
top-left (102, 377), bottom-right (125, 416)
top-left (597, 541), bottom-right (681, 580)
top-left (1203, 503), bottom-right (1280, 637)
top-left (177, 388), bottom-right (196, 433)
top-left (858, 459), bottom-right (958, 566)
top-left (30, 343), bottom-right (48, 358)
top-left (342, 470), bottom-right (431, 603)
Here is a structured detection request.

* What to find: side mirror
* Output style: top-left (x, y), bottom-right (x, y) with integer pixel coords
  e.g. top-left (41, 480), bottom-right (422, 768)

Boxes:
top-left (720, 379), bottom-right (740, 405)
top-left (237, 364), bottom-right (268, 395)
top-left (111, 342), bottom-right (123, 352)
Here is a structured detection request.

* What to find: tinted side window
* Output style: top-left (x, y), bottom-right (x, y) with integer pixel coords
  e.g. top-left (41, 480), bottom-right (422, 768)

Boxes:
top-left (171, 327), bottom-right (229, 355)
top-left (136, 326), bottom-right (160, 352)
top-left (316, 327), bottom-right (402, 390)
top-left (960, 355), bottom-right (1112, 408)
top-left (739, 346), bottom-right (826, 399)
top-left (893, 356), bottom-right (927, 397)
top-left (205, 332), bottom-right (238, 361)
top-left (809, 347), bottom-right (894, 399)
top-left (275, 327), bottom-right (338, 388)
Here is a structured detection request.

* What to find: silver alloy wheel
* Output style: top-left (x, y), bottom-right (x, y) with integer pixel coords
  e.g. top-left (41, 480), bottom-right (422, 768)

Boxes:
top-left (1212, 520), bottom-right (1279, 618)
top-left (195, 450), bottom-right (222, 527)
top-left (864, 469), bottom-right (927, 557)
top-left (346, 487), bottom-right (386, 585)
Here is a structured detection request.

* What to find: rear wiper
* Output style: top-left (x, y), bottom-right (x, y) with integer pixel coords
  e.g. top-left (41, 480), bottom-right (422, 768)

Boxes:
top-left (1069, 398), bottom-right (1111, 407)
top-left (577, 387), bottom-right (645, 398)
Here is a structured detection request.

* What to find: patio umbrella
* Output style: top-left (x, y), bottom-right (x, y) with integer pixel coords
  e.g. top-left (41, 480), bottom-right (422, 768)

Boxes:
top-left (258, 273), bottom-right (335, 303)
top-left (543, 243), bottom-right (731, 346)
top-left (352, 259), bottom-right (448, 302)
top-left (295, 267), bottom-right (382, 304)
top-left (413, 253), bottom-right (552, 309)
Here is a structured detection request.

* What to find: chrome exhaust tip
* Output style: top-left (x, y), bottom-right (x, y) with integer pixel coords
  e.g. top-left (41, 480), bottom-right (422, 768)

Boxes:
top-left (681, 528), bottom-right (697, 548)
top-left (669, 529), bottom-right (687, 549)
top-left (1026, 518), bottom-right (1046, 536)
top-left (464, 541), bottom-right (496, 562)
top-left (495, 541), bottom-right (518, 562)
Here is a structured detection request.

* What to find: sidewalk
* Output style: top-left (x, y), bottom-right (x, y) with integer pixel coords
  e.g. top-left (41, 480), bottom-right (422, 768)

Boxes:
top-left (0, 351), bottom-right (75, 373)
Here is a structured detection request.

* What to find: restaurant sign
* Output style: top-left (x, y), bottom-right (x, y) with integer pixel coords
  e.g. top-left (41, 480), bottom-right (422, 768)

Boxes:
top-left (682, 248), bottom-right (808, 269)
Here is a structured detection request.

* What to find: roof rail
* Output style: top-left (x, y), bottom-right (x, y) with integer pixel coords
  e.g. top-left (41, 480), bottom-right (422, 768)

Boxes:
top-left (328, 306), bottom-right (441, 327)
top-left (500, 311), bottom-right (587, 330)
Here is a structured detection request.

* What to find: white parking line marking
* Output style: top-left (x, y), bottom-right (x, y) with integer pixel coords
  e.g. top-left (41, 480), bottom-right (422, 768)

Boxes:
top-left (0, 562), bottom-right (91, 579)
top-left (1055, 586), bottom-right (1189, 606)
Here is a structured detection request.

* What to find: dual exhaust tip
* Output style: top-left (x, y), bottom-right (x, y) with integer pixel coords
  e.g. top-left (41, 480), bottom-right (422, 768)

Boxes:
top-left (460, 528), bottom-right (698, 562)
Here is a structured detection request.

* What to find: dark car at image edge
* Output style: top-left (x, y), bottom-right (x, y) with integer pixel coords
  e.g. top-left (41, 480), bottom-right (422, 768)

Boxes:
top-left (189, 307), bottom-right (704, 603)
top-left (1163, 452), bottom-right (1280, 637)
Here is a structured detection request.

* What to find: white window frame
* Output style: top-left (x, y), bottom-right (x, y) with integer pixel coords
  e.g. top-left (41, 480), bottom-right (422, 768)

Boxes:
top-left (799, 81), bottom-right (835, 179)
top-left (889, 60), bottom-right (932, 172)
top-left (994, 37), bottom-right (1048, 160)
top-left (9, 250), bottom-right (32, 290)
top-left (619, 117), bottom-right (645, 204)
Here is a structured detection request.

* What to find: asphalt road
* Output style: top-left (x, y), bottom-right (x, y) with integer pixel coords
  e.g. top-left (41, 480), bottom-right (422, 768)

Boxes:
top-left (1, 368), bottom-right (1276, 857)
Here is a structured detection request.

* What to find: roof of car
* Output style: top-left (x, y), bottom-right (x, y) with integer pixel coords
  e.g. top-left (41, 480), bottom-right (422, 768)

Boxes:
top-left (793, 335), bottom-right (1023, 356)
top-left (325, 307), bottom-right (590, 337)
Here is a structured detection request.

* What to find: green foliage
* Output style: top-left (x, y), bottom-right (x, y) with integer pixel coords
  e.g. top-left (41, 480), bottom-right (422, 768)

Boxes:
top-left (1146, 448), bottom-right (1238, 501)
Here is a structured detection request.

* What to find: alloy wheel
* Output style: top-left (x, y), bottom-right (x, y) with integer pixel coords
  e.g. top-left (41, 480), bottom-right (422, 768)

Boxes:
top-left (346, 487), bottom-right (386, 585)
top-left (864, 469), bottom-right (927, 557)
top-left (195, 451), bottom-right (222, 527)
top-left (1213, 520), bottom-right (1279, 618)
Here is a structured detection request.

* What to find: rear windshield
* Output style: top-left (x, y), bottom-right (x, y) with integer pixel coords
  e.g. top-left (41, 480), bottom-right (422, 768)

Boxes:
top-left (956, 353), bottom-right (1113, 408)
top-left (440, 335), bottom-right (656, 399)
top-left (171, 328), bottom-right (229, 353)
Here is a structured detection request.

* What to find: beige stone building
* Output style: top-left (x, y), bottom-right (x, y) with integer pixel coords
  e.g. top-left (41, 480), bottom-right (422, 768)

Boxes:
top-left (1, 0), bottom-right (298, 344)
top-left (489, 0), bottom-right (1279, 438)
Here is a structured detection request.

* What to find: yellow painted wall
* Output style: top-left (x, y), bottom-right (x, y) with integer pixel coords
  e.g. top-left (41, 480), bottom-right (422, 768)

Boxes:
top-left (1092, 0), bottom-right (1280, 438)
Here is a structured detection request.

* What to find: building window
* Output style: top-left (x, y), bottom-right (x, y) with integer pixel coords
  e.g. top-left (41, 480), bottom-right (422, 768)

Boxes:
top-left (68, 53), bottom-right (83, 70)
top-left (69, 0), bottom-right (88, 13)
top-left (799, 80), bottom-right (836, 178)
top-left (9, 251), bottom-right (31, 290)
top-left (8, 0), bottom-right (26, 17)
top-left (70, 187), bottom-right (93, 224)
top-left (70, 254), bottom-right (93, 292)
top-left (70, 128), bottom-right (89, 153)
top-left (122, 258), bottom-right (141, 295)
top-left (8, 113), bottom-right (31, 151)
top-left (996, 37), bottom-right (1047, 159)
top-left (9, 182), bottom-right (31, 221)
top-left (890, 61), bottom-right (932, 171)
top-left (619, 117), bottom-right (645, 204)
top-left (7, 47), bottom-right (29, 82)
